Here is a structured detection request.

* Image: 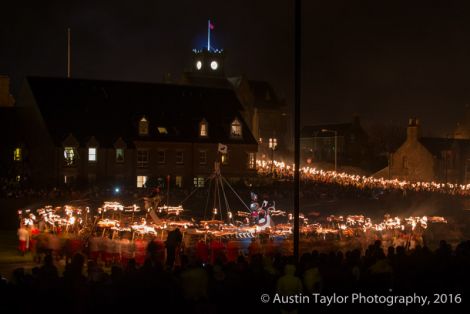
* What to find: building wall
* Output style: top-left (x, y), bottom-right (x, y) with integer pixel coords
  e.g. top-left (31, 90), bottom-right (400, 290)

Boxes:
top-left (387, 122), bottom-right (436, 182)
top-left (0, 75), bottom-right (15, 107)
top-left (15, 83), bottom-right (57, 186)
top-left (389, 139), bottom-right (435, 182)
top-left (55, 141), bottom-right (257, 188)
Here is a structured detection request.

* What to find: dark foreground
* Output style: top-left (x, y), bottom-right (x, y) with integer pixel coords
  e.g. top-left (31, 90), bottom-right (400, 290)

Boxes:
top-left (1, 239), bottom-right (469, 314)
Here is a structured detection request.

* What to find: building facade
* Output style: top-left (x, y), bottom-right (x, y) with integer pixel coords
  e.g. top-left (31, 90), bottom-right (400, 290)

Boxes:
top-left (300, 116), bottom-right (368, 167)
top-left (8, 77), bottom-right (258, 188)
top-left (375, 118), bottom-right (470, 183)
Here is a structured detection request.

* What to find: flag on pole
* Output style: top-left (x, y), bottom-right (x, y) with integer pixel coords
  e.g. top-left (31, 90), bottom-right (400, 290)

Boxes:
top-left (218, 143), bottom-right (228, 154)
top-left (209, 21), bottom-right (214, 30)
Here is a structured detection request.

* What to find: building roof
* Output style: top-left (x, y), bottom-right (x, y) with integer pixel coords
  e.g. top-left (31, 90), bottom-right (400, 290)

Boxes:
top-left (23, 76), bottom-right (257, 147)
top-left (246, 80), bottom-right (282, 110)
top-left (181, 74), bottom-right (284, 110)
top-left (180, 73), bottom-right (234, 89)
top-left (420, 137), bottom-right (470, 156)
top-left (0, 107), bottom-right (21, 146)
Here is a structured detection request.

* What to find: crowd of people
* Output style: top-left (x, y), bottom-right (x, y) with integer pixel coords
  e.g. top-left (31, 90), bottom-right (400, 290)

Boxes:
top-left (2, 235), bottom-right (469, 313)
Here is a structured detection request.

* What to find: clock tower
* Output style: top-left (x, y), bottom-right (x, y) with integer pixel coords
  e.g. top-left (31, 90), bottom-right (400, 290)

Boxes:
top-left (191, 48), bottom-right (225, 77)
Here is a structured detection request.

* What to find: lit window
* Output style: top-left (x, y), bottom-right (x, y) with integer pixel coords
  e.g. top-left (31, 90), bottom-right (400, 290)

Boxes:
top-left (248, 153), bottom-right (256, 169)
top-left (231, 118), bottom-right (242, 138)
top-left (136, 176), bottom-right (148, 188)
top-left (137, 150), bottom-right (149, 168)
top-left (193, 176), bottom-right (205, 187)
top-left (16, 175), bottom-right (21, 182)
top-left (157, 127), bottom-right (168, 134)
top-left (13, 148), bottom-right (22, 161)
top-left (176, 151), bottom-right (184, 164)
top-left (157, 150), bottom-right (166, 164)
top-left (176, 176), bottom-right (182, 188)
top-left (64, 147), bottom-right (77, 166)
top-left (88, 147), bottom-right (97, 162)
top-left (116, 148), bottom-right (124, 163)
top-left (221, 153), bottom-right (229, 165)
top-left (200, 120), bottom-right (208, 137)
top-left (199, 151), bottom-right (207, 165)
top-left (139, 117), bottom-right (149, 136)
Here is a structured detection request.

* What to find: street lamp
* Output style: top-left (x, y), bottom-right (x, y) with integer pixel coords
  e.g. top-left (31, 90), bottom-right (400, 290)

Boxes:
top-left (269, 137), bottom-right (278, 176)
top-left (321, 129), bottom-right (337, 172)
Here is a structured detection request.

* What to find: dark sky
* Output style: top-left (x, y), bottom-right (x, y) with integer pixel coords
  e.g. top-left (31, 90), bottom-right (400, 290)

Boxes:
top-left (2, 0), bottom-right (470, 136)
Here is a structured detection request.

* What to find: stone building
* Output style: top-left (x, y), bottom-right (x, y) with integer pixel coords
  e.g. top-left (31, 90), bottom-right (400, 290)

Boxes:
top-left (374, 118), bottom-right (470, 183)
top-left (6, 76), bottom-right (258, 188)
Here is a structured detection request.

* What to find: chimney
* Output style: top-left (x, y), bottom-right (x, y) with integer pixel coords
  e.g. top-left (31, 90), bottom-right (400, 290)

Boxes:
top-left (407, 117), bottom-right (420, 142)
top-left (0, 75), bottom-right (15, 107)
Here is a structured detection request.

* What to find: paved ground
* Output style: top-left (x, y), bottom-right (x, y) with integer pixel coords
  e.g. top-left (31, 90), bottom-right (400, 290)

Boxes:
top-left (0, 231), bottom-right (38, 280)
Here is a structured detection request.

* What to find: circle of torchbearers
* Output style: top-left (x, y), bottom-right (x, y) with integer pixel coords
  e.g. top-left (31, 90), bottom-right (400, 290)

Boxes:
top-left (17, 196), bottom-right (448, 246)
top-left (257, 159), bottom-right (470, 196)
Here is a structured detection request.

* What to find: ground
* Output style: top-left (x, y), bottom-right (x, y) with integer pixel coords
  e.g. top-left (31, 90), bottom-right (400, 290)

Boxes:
top-left (0, 231), bottom-right (36, 279)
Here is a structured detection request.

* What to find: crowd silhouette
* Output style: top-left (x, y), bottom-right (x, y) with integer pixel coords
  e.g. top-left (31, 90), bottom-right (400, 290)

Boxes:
top-left (2, 238), bottom-right (469, 313)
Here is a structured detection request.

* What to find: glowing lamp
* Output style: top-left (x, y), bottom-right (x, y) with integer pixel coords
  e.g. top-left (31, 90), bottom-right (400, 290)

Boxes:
top-left (196, 60), bottom-right (202, 70)
top-left (210, 61), bottom-right (218, 70)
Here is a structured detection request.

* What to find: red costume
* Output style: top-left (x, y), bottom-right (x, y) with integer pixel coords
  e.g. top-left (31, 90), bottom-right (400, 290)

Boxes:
top-left (226, 240), bottom-right (240, 263)
top-left (196, 240), bottom-right (209, 264)
top-left (210, 240), bottom-right (226, 264)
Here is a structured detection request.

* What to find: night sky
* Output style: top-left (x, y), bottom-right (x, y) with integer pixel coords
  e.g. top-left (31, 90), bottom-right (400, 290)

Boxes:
top-left (2, 0), bottom-right (470, 136)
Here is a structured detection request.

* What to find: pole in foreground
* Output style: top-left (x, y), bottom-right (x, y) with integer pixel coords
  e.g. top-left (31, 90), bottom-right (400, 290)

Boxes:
top-left (293, 0), bottom-right (301, 261)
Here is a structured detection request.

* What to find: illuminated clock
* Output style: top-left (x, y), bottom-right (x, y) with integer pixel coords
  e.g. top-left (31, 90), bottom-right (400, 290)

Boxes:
top-left (196, 60), bottom-right (202, 70)
top-left (210, 61), bottom-right (218, 70)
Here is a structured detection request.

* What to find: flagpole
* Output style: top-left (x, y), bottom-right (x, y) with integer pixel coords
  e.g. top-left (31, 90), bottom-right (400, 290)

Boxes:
top-left (208, 19), bottom-right (211, 51)
top-left (67, 27), bottom-right (71, 78)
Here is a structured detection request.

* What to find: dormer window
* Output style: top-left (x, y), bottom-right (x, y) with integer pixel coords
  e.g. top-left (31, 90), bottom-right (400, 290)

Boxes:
top-left (199, 119), bottom-right (208, 137)
top-left (139, 117), bottom-right (149, 136)
top-left (64, 147), bottom-right (77, 166)
top-left (231, 118), bottom-right (242, 138)
top-left (157, 127), bottom-right (168, 134)
top-left (88, 147), bottom-right (97, 162)
top-left (13, 148), bottom-right (22, 161)
top-left (116, 148), bottom-right (124, 163)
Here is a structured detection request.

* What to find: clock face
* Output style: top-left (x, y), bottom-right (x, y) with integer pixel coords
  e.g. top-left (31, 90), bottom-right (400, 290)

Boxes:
top-left (210, 61), bottom-right (218, 70)
top-left (196, 60), bottom-right (202, 70)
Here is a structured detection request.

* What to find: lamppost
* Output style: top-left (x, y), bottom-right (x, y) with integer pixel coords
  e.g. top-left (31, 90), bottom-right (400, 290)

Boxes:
top-left (269, 137), bottom-right (278, 176)
top-left (321, 129), bottom-right (337, 172)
